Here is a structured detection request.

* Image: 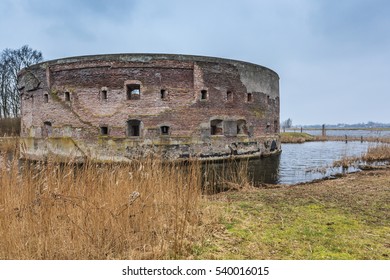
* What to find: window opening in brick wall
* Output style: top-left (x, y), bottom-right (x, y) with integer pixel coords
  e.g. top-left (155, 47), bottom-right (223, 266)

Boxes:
top-left (101, 90), bottom-right (107, 100)
top-left (100, 126), bottom-right (108, 135)
top-left (274, 120), bottom-right (279, 133)
top-left (247, 93), bottom-right (253, 102)
top-left (160, 89), bottom-right (167, 99)
top-left (127, 84), bottom-right (141, 100)
top-left (127, 119), bottom-right (141, 137)
top-left (161, 126), bottom-right (170, 135)
top-left (271, 140), bottom-right (277, 151)
top-left (44, 94), bottom-right (48, 103)
top-left (42, 121), bottom-right (52, 137)
top-left (210, 119), bottom-right (223, 135)
top-left (237, 120), bottom-right (248, 135)
top-left (201, 90), bottom-right (208, 100)
top-left (226, 91), bottom-right (233, 102)
top-left (65, 91), bottom-right (70, 101)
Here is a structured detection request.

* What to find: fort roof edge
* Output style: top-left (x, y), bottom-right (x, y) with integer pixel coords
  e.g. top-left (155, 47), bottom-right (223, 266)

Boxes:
top-left (24, 53), bottom-right (279, 78)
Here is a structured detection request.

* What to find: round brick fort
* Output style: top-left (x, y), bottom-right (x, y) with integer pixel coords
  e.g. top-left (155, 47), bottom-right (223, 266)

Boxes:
top-left (18, 54), bottom-right (280, 162)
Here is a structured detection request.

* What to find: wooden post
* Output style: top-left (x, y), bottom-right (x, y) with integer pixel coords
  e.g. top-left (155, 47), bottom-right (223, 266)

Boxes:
top-left (322, 124), bottom-right (326, 137)
top-left (345, 135), bottom-right (348, 143)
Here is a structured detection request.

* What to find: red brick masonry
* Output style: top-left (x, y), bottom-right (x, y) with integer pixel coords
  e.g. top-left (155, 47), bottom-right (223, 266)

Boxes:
top-left (18, 54), bottom-right (280, 162)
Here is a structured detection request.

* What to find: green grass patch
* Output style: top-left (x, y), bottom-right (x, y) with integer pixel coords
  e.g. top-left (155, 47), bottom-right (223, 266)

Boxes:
top-left (194, 174), bottom-right (390, 259)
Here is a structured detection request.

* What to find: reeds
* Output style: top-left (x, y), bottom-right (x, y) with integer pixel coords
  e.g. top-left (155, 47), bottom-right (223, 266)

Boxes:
top-left (0, 136), bottom-right (19, 152)
top-left (0, 143), bottom-right (203, 259)
top-left (202, 159), bottom-right (252, 194)
top-left (333, 144), bottom-right (390, 169)
top-left (362, 144), bottom-right (390, 162)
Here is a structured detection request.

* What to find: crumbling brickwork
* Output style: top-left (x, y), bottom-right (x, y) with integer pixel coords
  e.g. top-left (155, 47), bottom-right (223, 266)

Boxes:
top-left (18, 54), bottom-right (280, 162)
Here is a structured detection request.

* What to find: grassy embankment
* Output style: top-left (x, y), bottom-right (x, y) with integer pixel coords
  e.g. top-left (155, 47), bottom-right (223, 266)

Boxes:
top-left (1, 137), bottom-right (389, 259)
top-left (281, 129), bottom-right (390, 143)
top-left (280, 132), bottom-right (316, 143)
top-left (192, 145), bottom-right (390, 259)
top-left (194, 169), bottom-right (389, 259)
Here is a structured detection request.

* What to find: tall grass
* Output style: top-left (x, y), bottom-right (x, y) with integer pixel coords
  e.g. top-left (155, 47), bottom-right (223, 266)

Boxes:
top-left (362, 144), bottom-right (390, 162)
top-left (333, 144), bottom-right (390, 168)
top-left (0, 143), bottom-right (203, 259)
top-left (202, 159), bottom-right (252, 194)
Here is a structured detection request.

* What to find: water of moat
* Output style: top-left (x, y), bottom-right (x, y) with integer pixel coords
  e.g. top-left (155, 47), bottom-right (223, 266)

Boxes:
top-left (4, 140), bottom-right (378, 186)
top-left (287, 128), bottom-right (390, 138)
top-left (206, 141), bottom-right (377, 186)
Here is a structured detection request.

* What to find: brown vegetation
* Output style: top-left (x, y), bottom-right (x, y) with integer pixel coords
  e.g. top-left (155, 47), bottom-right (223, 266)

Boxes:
top-left (333, 144), bottom-right (390, 168)
top-left (0, 142), bottom-right (202, 259)
top-left (1, 137), bottom-right (389, 260)
top-left (362, 144), bottom-right (390, 162)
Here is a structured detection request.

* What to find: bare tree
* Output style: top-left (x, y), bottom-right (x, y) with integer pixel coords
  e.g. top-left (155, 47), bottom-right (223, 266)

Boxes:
top-left (281, 118), bottom-right (293, 132)
top-left (0, 45), bottom-right (43, 118)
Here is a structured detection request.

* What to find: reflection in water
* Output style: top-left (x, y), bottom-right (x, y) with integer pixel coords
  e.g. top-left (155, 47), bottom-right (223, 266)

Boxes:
top-left (4, 141), bottom-right (377, 188)
top-left (247, 155), bottom-right (280, 185)
top-left (203, 141), bottom-right (376, 187)
top-left (278, 141), bottom-right (373, 184)
top-left (201, 155), bottom-right (280, 193)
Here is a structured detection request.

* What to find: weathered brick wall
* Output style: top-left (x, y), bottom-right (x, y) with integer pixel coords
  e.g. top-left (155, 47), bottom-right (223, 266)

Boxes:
top-left (18, 54), bottom-right (280, 162)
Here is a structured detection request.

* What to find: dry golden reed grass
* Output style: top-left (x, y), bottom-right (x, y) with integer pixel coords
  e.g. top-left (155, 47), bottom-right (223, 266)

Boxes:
top-left (333, 144), bottom-right (390, 168)
top-left (362, 144), bottom-right (390, 162)
top-left (202, 159), bottom-right (252, 194)
top-left (0, 142), bottom-right (203, 259)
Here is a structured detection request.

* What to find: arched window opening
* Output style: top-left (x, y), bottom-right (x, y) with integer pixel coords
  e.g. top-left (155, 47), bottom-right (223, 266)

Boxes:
top-left (160, 89), bottom-right (167, 99)
top-left (237, 120), bottom-right (248, 135)
top-left (127, 119), bottom-right (141, 137)
top-left (266, 122), bottom-right (271, 133)
top-left (101, 90), bottom-right (107, 100)
top-left (160, 126), bottom-right (170, 135)
top-left (100, 126), bottom-right (108, 135)
top-left (201, 89), bottom-right (208, 100)
top-left (42, 121), bottom-right (52, 137)
top-left (226, 91), bottom-right (233, 102)
top-left (65, 91), bottom-right (70, 101)
top-left (271, 140), bottom-right (277, 151)
top-left (127, 84), bottom-right (141, 100)
top-left (210, 119), bottom-right (223, 135)
top-left (44, 94), bottom-right (48, 103)
top-left (247, 93), bottom-right (253, 102)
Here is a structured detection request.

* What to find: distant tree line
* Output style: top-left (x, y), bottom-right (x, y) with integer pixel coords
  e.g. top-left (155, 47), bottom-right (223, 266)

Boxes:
top-left (0, 45), bottom-right (43, 118)
top-left (281, 118), bottom-right (293, 132)
top-left (300, 122), bottom-right (390, 129)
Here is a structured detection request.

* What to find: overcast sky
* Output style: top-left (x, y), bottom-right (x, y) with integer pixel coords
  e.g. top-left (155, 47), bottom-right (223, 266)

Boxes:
top-left (1, 0), bottom-right (389, 125)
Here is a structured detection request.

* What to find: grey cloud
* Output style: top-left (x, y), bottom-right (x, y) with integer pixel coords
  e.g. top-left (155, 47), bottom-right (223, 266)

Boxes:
top-left (0, 0), bottom-right (389, 124)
